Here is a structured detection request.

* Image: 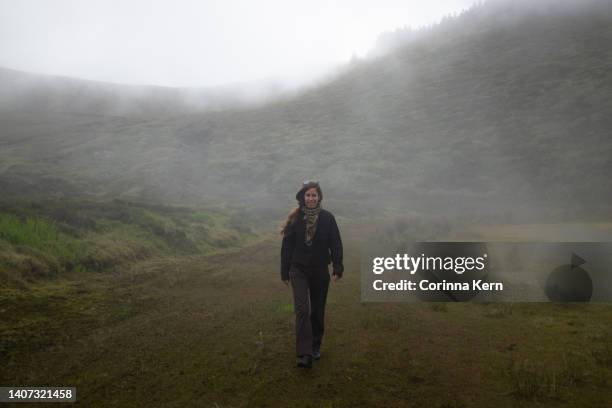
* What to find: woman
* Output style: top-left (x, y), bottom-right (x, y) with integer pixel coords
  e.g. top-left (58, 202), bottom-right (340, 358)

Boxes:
top-left (280, 181), bottom-right (344, 369)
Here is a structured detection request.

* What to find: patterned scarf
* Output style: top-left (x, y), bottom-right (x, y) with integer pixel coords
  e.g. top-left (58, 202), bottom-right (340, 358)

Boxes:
top-left (302, 203), bottom-right (321, 246)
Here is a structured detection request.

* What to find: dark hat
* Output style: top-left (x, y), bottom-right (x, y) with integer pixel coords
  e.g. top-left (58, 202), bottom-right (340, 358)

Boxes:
top-left (296, 180), bottom-right (323, 203)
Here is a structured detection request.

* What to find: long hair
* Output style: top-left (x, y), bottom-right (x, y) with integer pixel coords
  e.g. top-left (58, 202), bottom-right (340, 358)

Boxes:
top-left (280, 206), bottom-right (301, 236)
top-left (280, 182), bottom-right (323, 236)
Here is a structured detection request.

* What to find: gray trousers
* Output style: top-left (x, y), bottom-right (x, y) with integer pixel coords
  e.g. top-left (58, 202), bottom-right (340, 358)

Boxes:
top-left (289, 264), bottom-right (330, 357)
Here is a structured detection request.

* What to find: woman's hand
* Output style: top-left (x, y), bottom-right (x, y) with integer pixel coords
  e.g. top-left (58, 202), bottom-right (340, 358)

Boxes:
top-left (282, 279), bottom-right (290, 286)
top-left (332, 274), bottom-right (340, 283)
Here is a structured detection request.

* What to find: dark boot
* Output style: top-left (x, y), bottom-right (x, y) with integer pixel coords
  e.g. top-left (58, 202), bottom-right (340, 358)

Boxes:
top-left (297, 354), bottom-right (313, 368)
top-left (312, 346), bottom-right (321, 360)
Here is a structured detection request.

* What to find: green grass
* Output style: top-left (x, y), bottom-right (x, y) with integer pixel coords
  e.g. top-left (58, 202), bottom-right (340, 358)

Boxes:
top-left (1, 216), bottom-right (611, 407)
top-left (507, 350), bottom-right (592, 400)
top-left (0, 199), bottom-right (260, 288)
top-left (0, 213), bottom-right (84, 265)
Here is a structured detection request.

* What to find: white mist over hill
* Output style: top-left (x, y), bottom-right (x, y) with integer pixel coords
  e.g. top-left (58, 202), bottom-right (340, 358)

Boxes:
top-left (0, 0), bottom-right (476, 88)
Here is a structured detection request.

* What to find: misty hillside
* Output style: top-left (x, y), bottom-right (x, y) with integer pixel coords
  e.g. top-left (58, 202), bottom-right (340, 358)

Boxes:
top-left (1, 0), bottom-right (611, 219)
top-left (0, 67), bottom-right (295, 117)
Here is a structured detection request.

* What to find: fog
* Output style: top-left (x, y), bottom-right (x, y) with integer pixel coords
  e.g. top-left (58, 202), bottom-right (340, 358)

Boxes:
top-left (0, 0), bottom-right (477, 89)
top-left (1, 0), bottom-right (611, 224)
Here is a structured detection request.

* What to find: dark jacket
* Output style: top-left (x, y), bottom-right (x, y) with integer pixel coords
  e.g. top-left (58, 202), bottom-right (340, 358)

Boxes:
top-left (281, 208), bottom-right (344, 281)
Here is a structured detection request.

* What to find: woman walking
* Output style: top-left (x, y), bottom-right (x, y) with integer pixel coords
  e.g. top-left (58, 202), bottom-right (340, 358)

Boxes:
top-left (280, 181), bottom-right (344, 368)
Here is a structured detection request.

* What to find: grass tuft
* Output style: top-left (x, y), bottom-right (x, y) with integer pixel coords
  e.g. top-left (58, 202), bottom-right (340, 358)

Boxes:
top-left (507, 350), bottom-right (591, 400)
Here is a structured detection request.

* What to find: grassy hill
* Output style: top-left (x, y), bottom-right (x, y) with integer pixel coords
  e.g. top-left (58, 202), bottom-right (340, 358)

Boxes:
top-left (0, 198), bottom-right (259, 288)
top-left (0, 66), bottom-right (298, 117)
top-left (180, 0), bottom-right (612, 217)
top-left (1, 2), bottom-right (612, 404)
top-left (1, 0), bottom-right (611, 220)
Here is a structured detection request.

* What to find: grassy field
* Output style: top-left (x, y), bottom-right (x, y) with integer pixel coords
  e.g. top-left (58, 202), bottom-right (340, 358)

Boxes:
top-left (1, 209), bottom-right (612, 407)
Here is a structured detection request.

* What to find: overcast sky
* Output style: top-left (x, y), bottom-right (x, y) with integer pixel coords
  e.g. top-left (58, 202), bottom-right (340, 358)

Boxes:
top-left (0, 0), bottom-right (477, 88)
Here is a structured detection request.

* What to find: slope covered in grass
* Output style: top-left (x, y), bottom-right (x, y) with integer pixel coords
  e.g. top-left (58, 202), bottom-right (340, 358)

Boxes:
top-left (0, 198), bottom-right (259, 287)
top-left (1, 0), bottom-right (611, 220)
